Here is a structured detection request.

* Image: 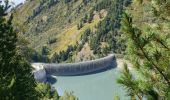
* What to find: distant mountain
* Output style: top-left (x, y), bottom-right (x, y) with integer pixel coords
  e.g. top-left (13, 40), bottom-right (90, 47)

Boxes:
top-left (13, 0), bottom-right (130, 63)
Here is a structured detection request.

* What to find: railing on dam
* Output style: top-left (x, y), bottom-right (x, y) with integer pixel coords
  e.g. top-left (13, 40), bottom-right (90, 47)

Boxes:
top-left (44, 54), bottom-right (116, 76)
top-left (32, 54), bottom-right (116, 82)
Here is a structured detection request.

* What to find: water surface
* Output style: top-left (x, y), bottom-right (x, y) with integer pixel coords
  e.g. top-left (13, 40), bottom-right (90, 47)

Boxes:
top-left (48, 67), bottom-right (129, 100)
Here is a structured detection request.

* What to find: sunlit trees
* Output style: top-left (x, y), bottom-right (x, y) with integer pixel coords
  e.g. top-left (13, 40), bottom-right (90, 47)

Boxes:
top-left (118, 0), bottom-right (170, 99)
top-left (36, 83), bottom-right (59, 100)
top-left (59, 92), bottom-right (78, 100)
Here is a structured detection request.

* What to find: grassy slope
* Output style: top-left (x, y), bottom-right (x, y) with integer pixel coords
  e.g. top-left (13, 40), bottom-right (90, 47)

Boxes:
top-left (51, 15), bottom-right (102, 55)
top-left (13, 0), bottom-right (104, 57)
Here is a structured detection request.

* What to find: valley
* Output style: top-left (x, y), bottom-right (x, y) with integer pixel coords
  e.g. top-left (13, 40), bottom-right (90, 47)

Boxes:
top-left (1, 0), bottom-right (169, 99)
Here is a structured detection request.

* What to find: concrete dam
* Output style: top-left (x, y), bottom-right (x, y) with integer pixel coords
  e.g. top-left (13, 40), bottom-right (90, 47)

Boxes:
top-left (32, 54), bottom-right (116, 82)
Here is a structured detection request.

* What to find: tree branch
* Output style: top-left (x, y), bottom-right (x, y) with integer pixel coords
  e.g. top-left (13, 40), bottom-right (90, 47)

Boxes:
top-left (155, 38), bottom-right (170, 51)
top-left (133, 35), bottom-right (170, 87)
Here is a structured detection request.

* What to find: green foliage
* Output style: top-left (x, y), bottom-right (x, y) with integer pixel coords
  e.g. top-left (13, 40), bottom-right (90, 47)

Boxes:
top-left (51, 45), bottom-right (76, 63)
top-left (77, 13), bottom-right (93, 30)
top-left (13, 0), bottom-right (101, 57)
top-left (51, 28), bottom-right (92, 63)
top-left (31, 0), bottom-right (59, 19)
top-left (13, 0), bottom-right (131, 61)
top-left (0, 1), bottom-right (78, 100)
top-left (94, 0), bottom-right (112, 11)
top-left (17, 37), bottom-right (47, 62)
top-left (36, 83), bottom-right (78, 100)
top-left (80, 28), bottom-right (91, 45)
top-left (59, 92), bottom-right (78, 100)
top-left (0, 1), bottom-right (38, 99)
top-left (36, 83), bottom-right (59, 100)
top-left (118, 1), bottom-right (170, 99)
top-left (42, 46), bottom-right (50, 55)
top-left (18, 43), bottom-right (50, 63)
top-left (82, 0), bottom-right (91, 5)
top-left (48, 37), bottom-right (57, 44)
top-left (87, 10), bottom-right (93, 23)
top-left (114, 95), bottom-right (120, 100)
top-left (87, 0), bottom-right (129, 55)
top-left (65, 0), bottom-right (72, 4)
top-left (77, 22), bottom-right (83, 30)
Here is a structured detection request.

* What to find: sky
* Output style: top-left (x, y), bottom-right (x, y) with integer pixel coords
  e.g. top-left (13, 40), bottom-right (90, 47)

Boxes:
top-left (11, 0), bottom-right (25, 5)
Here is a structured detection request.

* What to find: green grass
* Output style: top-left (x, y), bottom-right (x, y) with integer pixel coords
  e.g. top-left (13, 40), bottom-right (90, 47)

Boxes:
top-left (13, 0), bottom-right (108, 58)
top-left (50, 16), bottom-right (103, 56)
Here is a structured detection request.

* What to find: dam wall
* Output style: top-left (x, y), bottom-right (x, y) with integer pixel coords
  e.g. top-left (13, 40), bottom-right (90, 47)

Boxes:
top-left (32, 63), bottom-right (47, 82)
top-left (44, 54), bottom-right (115, 76)
top-left (32, 54), bottom-right (115, 82)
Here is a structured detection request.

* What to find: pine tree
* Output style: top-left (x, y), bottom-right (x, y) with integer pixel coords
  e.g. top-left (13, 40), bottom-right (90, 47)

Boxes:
top-left (0, 1), bottom-right (38, 99)
top-left (118, 1), bottom-right (170, 99)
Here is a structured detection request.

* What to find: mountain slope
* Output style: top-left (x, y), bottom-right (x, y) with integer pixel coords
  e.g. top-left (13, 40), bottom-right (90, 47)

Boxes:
top-left (13, 0), bottom-right (130, 63)
top-left (14, 0), bottom-right (101, 52)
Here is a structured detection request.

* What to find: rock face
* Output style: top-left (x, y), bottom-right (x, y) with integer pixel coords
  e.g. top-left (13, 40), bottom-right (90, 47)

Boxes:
top-left (32, 54), bottom-right (115, 82)
top-left (32, 63), bottom-right (47, 82)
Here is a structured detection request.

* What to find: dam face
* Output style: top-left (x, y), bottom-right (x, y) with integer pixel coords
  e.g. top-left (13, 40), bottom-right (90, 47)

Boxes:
top-left (32, 54), bottom-right (115, 82)
top-left (32, 63), bottom-right (47, 82)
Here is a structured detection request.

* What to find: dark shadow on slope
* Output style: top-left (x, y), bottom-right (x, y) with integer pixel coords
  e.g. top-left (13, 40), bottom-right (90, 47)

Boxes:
top-left (47, 76), bottom-right (57, 84)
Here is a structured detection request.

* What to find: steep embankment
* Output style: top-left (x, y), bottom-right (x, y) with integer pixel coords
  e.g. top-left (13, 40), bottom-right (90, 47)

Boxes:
top-left (13, 0), bottom-right (103, 53)
top-left (13, 0), bottom-right (130, 63)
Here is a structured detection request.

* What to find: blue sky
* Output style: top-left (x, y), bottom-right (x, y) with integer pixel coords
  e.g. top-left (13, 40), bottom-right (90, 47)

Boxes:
top-left (11, 0), bottom-right (25, 5)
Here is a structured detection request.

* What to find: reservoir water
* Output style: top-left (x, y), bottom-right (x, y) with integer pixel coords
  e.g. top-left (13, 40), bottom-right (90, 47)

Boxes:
top-left (48, 67), bottom-right (129, 100)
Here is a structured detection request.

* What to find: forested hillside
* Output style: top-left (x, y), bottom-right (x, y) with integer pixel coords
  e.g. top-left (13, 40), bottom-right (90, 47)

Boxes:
top-left (13, 0), bottom-right (130, 63)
